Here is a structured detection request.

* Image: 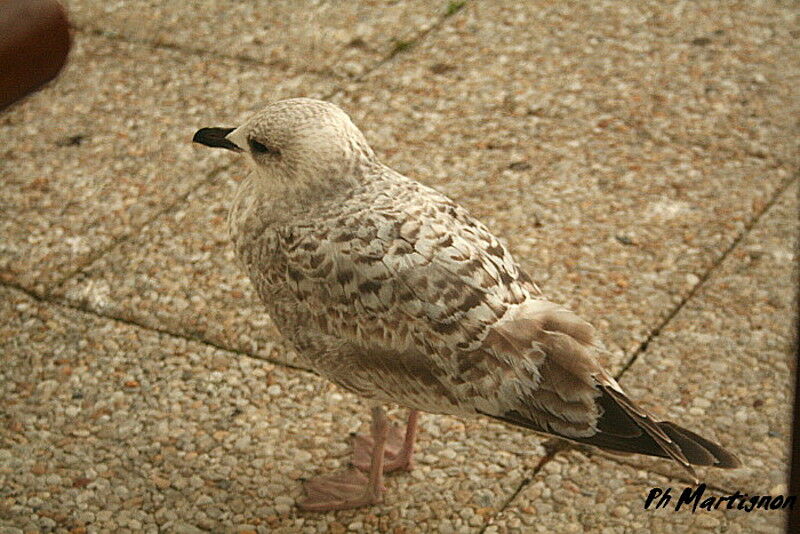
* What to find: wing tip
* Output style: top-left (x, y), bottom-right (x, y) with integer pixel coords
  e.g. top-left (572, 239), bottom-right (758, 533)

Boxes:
top-left (590, 385), bottom-right (741, 474)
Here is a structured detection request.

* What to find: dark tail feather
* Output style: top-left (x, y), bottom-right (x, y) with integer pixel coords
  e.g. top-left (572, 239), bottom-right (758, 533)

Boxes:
top-left (482, 383), bottom-right (740, 479)
top-left (572, 385), bottom-right (740, 479)
top-left (658, 421), bottom-right (741, 468)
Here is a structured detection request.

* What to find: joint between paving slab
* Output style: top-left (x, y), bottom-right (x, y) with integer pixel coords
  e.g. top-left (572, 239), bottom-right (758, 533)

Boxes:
top-left (345, 0), bottom-right (471, 85)
top-left (43, 162), bottom-right (238, 296)
top-left (23, 1), bottom-right (475, 349)
top-left (72, 24), bottom-right (346, 82)
top-left (2, 278), bottom-right (315, 376)
top-left (615, 170), bottom-right (799, 381)
top-left (648, 124), bottom-right (791, 169)
top-left (480, 437), bottom-right (570, 532)
top-left (478, 170), bottom-right (797, 522)
top-left (70, 1), bottom-right (470, 90)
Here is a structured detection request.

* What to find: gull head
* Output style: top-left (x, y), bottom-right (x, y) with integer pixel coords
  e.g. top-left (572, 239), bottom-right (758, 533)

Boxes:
top-left (193, 98), bottom-right (377, 192)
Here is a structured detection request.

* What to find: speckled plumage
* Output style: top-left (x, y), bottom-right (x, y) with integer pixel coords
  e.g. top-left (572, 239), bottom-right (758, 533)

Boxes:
top-left (194, 98), bottom-right (738, 509)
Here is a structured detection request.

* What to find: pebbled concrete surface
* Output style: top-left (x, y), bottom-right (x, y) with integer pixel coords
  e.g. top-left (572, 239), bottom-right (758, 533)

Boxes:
top-left (487, 181), bottom-right (797, 534)
top-left (0, 34), bottom-right (336, 294)
top-left (1, 0), bottom-right (797, 532)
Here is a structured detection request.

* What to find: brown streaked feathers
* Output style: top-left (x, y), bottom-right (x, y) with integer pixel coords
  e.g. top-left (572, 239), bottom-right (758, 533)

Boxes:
top-left (210, 98), bottom-right (739, 484)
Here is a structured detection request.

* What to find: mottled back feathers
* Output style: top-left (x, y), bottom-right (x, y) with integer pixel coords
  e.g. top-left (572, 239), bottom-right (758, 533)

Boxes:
top-left (221, 98), bottom-right (739, 475)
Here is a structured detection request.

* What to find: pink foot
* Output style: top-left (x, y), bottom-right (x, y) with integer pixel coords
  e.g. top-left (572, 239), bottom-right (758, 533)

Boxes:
top-left (298, 468), bottom-right (384, 511)
top-left (298, 407), bottom-right (416, 511)
top-left (351, 424), bottom-right (413, 473)
top-left (351, 410), bottom-right (418, 473)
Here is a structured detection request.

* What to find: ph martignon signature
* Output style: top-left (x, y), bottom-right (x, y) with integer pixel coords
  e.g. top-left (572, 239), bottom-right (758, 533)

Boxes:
top-left (644, 484), bottom-right (796, 513)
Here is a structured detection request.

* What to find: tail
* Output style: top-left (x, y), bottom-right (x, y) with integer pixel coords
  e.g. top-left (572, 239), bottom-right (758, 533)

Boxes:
top-left (479, 298), bottom-right (740, 480)
top-left (486, 383), bottom-right (741, 480)
top-left (582, 384), bottom-right (739, 477)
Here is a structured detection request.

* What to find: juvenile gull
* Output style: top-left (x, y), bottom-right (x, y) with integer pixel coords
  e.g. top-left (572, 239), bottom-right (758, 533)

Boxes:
top-left (193, 98), bottom-right (740, 511)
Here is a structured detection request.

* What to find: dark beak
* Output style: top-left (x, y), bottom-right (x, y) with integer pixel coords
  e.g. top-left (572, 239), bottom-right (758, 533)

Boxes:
top-left (192, 127), bottom-right (242, 151)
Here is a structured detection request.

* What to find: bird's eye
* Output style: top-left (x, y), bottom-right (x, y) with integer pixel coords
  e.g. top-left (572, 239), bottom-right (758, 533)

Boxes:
top-left (248, 138), bottom-right (279, 156)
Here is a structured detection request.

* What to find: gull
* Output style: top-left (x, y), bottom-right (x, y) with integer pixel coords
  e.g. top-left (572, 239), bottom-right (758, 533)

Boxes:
top-left (193, 98), bottom-right (739, 511)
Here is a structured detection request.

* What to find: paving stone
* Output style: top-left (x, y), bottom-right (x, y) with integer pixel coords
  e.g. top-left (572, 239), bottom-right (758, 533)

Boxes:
top-left (65, 0), bottom-right (445, 78)
top-left (602, 182), bottom-right (797, 492)
top-left (56, 0), bottom-right (797, 371)
top-left (487, 182), bottom-right (797, 534)
top-left (0, 286), bottom-right (543, 532)
top-left (2, 0), bottom-right (797, 531)
top-left (488, 450), bottom-right (788, 534)
top-left (0, 34), bottom-right (335, 294)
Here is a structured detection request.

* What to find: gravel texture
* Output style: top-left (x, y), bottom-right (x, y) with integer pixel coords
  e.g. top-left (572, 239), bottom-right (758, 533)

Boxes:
top-left (56, 0), bottom-right (797, 372)
top-left (0, 34), bottom-right (335, 294)
top-left (1, 0), bottom-right (798, 532)
top-left (65, 0), bottom-right (445, 78)
top-left (488, 450), bottom-right (784, 534)
top-left (603, 183), bottom-right (798, 491)
top-left (59, 170), bottom-right (298, 367)
top-left (488, 181), bottom-right (797, 534)
top-left (0, 285), bottom-right (543, 533)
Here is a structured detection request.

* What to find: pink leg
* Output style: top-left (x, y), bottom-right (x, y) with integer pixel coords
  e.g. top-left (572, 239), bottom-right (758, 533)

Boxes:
top-left (352, 410), bottom-right (419, 473)
top-left (298, 406), bottom-right (389, 511)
